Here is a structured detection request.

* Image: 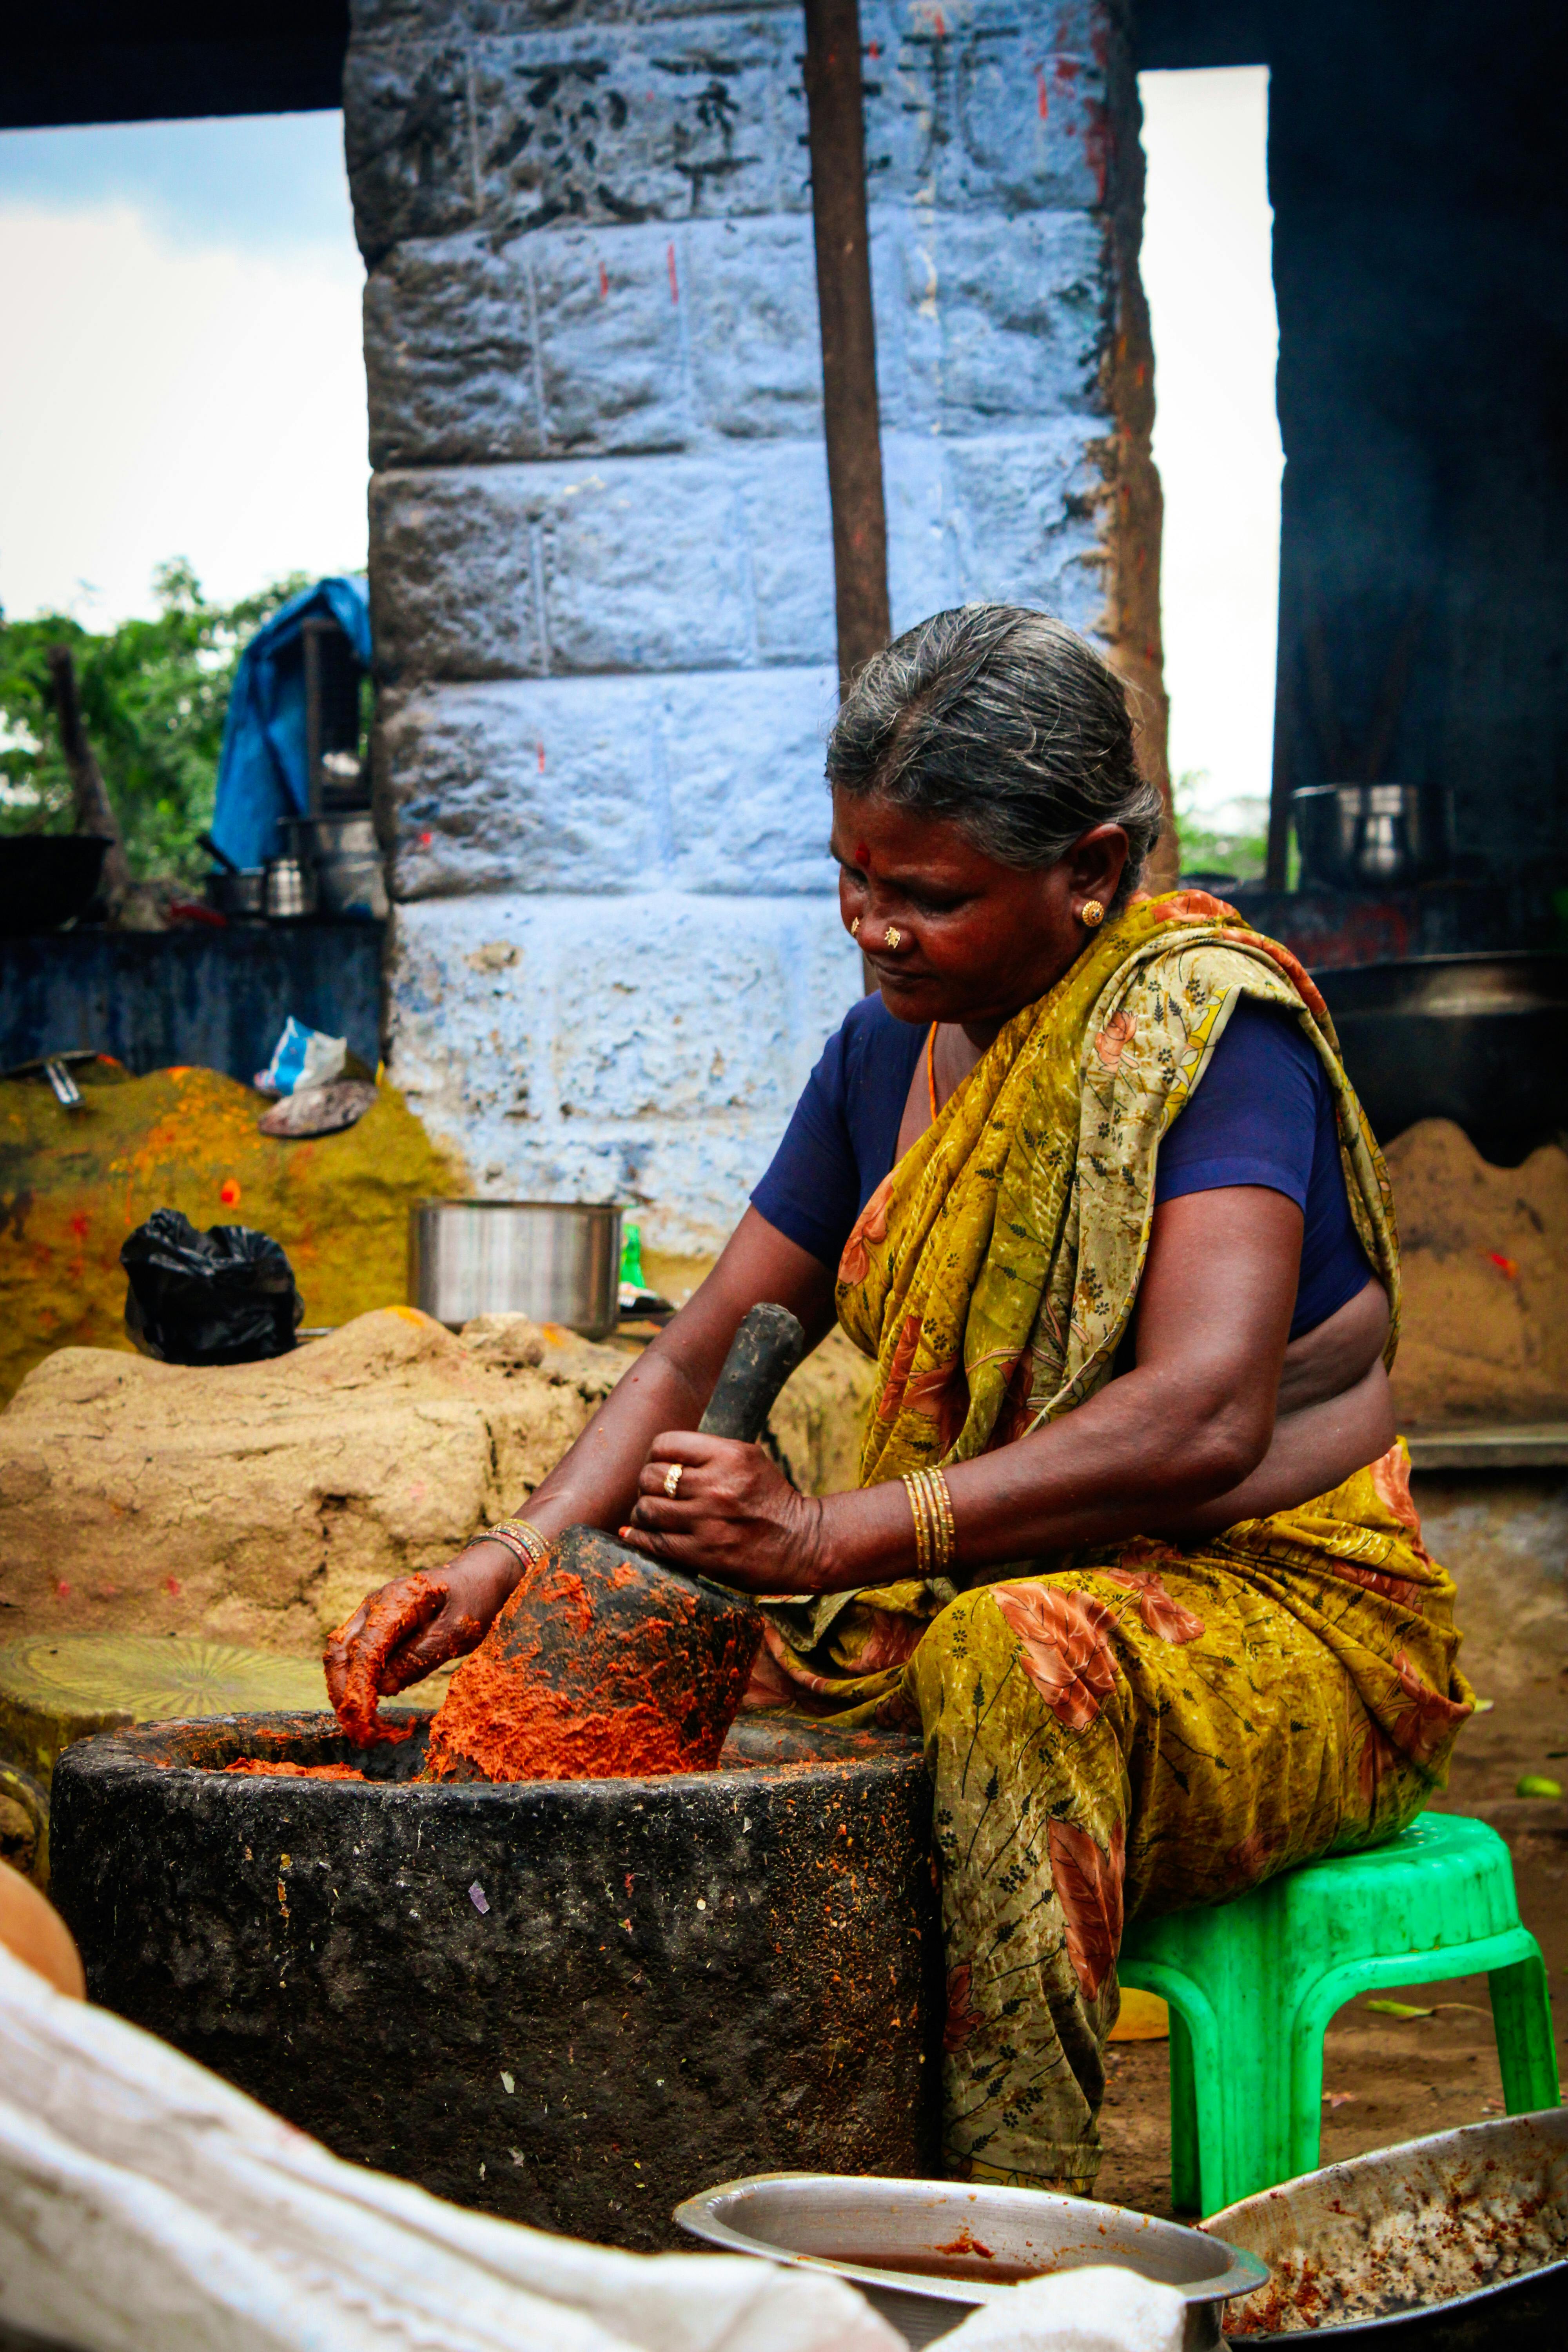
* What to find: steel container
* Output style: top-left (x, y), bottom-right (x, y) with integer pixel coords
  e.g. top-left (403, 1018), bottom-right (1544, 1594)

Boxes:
top-left (674, 2172), bottom-right (1269, 2350)
top-left (1291, 784), bottom-right (1446, 891)
top-left (409, 1198), bottom-right (622, 1337)
top-left (263, 856), bottom-right (317, 922)
top-left (284, 812), bottom-right (380, 862)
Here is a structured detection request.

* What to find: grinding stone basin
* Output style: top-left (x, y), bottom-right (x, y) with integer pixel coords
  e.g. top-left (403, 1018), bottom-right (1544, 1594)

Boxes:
top-left (49, 1710), bottom-right (938, 2250)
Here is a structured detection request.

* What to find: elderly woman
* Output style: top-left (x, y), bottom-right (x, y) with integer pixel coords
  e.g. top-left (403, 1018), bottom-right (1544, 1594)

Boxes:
top-left (330, 606), bottom-right (1471, 2196)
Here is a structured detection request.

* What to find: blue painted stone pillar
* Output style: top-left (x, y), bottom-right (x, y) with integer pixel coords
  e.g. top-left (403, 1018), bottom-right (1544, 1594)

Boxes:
top-left (346, 0), bottom-right (1166, 1251)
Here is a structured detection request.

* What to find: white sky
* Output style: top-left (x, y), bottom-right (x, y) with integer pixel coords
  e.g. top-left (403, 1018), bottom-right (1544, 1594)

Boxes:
top-left (0, 113), bottom-right (367, 625)
top-left (1140, 66), bottom-right (1283, 826)
top-left (0, 87), bottom-right (1282, 822)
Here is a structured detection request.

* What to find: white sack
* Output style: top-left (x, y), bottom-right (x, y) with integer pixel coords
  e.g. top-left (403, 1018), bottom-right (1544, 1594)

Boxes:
top-left (940, 2266), bottom-right (1187, 2352)
top-left (0, 1944), bottom-right (898, 2352)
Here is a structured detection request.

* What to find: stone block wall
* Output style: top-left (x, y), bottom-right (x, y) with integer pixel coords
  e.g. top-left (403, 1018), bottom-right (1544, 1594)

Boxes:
top-left (346, 0), bottom-right (1166, 1252)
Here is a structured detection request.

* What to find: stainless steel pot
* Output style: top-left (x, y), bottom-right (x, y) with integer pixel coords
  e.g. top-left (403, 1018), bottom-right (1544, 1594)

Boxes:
top-left (409, 1200), bottom-right (622, 1338)
top-left (674, 2172), bottom-right (1269, 2350)
top-left (1292, 784), bottom-right (1446, 890)
top-left (281, 815), bottom-right (388, 921)
top-left (284, 813), bottom-right (379, 862)
top-left (263, 857), bottom-right (317, 922)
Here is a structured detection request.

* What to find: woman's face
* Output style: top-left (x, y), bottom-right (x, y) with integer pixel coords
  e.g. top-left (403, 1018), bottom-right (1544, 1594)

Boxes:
top-left (830, 789), bottom-right (1131, 1031)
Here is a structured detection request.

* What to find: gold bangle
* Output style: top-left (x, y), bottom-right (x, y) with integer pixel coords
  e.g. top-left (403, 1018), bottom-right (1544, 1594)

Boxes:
top-left (901, 1471), bottom-right (931, 1576)
top-left (480, 1518), bottom-right (550, 1572)
top-left (902, 1466), bottom-right (956, 1578)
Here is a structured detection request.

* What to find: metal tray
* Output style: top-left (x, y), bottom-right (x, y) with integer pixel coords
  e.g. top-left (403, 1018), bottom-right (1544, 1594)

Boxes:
top-left (1205, 2107), bottom-right (1568, 2345)
top-left (674, 2171), bottom-right (1268, 2349)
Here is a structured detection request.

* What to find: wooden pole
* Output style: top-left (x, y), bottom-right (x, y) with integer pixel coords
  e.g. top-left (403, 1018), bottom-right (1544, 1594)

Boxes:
top-left (45, 644), bottom-right (132, 912)
top-left (802, 0), bottom-right (891, 695)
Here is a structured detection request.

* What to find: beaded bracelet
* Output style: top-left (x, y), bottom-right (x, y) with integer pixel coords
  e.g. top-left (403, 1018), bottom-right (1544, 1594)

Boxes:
top-left (475, 1518), bottom-right (550, 1573)
top-left (900, 1466), bottom-right (956, 1577)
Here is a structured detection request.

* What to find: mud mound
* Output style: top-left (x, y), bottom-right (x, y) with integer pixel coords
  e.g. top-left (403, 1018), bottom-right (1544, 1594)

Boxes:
top-left (1386, 1120), bottom-right (1568, 1427)
top-left (0, 1062), bottom-right (461, 1407)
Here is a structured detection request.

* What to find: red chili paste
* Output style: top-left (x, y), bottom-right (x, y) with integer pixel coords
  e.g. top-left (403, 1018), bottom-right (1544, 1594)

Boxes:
top-left (221, 1758), bottom-right (367, 1781)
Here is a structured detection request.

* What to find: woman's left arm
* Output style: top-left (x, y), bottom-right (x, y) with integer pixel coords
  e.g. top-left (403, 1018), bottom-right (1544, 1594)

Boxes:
top-left (623, 1185), bottom-right (1308, 1592)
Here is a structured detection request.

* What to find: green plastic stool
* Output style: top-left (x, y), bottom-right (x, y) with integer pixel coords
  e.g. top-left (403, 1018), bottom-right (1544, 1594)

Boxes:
top-left (1120, 1810), bottom-right (1559, 2216)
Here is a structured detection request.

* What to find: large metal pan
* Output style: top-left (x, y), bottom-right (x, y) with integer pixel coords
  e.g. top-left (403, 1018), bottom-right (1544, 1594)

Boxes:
top-left (1205, 2107), bottom-right (1568, 2347)
top-left (1316, 952), bottom-right (1568, 1165)
top-left (409, 1198), bottom-right (622, 1338)
top-left (675, 2171), bottom-right (1268, 2350)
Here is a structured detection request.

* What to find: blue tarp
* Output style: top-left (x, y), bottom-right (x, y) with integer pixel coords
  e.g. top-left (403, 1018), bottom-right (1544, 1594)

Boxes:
top-left (209, 577), bottom-right (372, 870)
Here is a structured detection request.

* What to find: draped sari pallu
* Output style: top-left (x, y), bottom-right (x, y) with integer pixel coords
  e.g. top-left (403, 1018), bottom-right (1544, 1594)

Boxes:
top-left (750, 892), bottom-right (1473, 2192)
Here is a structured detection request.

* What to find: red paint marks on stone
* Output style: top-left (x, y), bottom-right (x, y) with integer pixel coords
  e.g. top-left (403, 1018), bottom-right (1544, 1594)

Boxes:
top-left (55, 1581), bottom-right (71, 1598)
top-left (1083, 98), bottom-right (1109, 204)
top-left (1036, 66), bottom-right (1049, 119)
top-left (220, 1178), bottom-right (241, 1207)
top-left (667, 241), bottom-right (679, 303)
top-left (420, 830), bottom-right (434, 847)
top-left (537, 742), bottom-right (546, 773)
top-left (1488, 1251), bottom-right (1519, 1279)
top-left (934, 10), bottom-right (946, 35)
top-left (222, 1758), bottom-right (367, 1780)
top-left (868, 38), bottom-right (879, 56)
top-left (163, 1576), bottom-right (181, 1595)
top-left (599, 260), bottom-right (609, 298)
top-left (70, 1210), bottom-right (91, 1241)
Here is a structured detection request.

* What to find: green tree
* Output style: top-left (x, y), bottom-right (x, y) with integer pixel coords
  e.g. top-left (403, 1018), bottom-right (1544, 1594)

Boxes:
top-left (0, 561), bottom-right (312, 885)
top-left (1171, 769), bottom-right (1270, 883)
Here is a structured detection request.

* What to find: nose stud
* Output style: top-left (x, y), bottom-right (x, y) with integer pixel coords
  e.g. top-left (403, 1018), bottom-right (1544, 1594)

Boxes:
top-left (884, 926), bottom-right (902, 950)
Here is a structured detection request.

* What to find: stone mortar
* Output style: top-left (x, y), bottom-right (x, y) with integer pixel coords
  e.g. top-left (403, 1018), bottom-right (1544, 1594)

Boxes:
top-left (50, 1711), bottom-right (939, 2249)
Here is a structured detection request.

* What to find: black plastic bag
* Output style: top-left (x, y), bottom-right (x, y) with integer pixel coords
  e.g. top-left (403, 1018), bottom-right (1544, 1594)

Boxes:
top-left (121, 1208), bottom-right (303, 1366)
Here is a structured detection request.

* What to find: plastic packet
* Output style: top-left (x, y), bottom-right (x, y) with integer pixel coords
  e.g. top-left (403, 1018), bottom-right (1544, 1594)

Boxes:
top-left (254, 1016), bottom-right (348, 1097)
top-left (121, 1208), bottom-right (303, 1366)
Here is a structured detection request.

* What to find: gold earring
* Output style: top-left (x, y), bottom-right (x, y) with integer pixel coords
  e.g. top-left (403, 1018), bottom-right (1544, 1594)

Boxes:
top-left (1081, 900), bottom-right (1105, 929)
top-left (851, 916), bottom-right (861, 936)
top-left (885, 926), bottom-right (902, 950)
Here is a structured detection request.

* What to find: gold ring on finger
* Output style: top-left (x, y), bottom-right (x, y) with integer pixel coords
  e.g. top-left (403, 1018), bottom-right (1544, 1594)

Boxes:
top-left (663, 1462), bottom-right (683, 1497)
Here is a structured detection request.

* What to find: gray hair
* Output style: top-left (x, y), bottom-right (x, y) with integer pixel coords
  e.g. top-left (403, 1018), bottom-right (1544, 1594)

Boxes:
top-left (826, 605), bottom-right (1165, 905)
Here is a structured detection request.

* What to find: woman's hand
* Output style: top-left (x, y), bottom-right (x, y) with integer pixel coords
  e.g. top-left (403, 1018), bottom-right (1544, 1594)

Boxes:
top-left (323, 1541), bottom-right (519, 1744)
top-left (622, 1434), bottom-right (828, 1595)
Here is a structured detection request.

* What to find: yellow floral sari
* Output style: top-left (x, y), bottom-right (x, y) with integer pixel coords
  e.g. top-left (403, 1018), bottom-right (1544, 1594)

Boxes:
top-left (750, 891), bottom-right (1473, 2191)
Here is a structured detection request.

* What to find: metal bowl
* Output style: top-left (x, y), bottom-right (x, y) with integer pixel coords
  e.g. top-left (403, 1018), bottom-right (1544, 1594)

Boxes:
top-left (1205, 2107), bottom-right (1568, 2344)
top-left (1292, 785), bottom-right (1446, 891)
top-left (408, 1198), bottom-right (622, 1338)
top-left (203, 866), bottom-right (266, 919)
top-left (674, 2172), bottom-right (1269, 2350)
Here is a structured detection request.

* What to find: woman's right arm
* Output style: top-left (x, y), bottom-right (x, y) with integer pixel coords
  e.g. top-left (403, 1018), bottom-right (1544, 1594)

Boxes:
top-left (324, 1210), bottom-right (837, 1710)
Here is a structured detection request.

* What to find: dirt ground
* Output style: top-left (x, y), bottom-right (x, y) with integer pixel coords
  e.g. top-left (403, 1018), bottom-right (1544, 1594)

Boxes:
top-left (1097, 1719), bottom-right (1568, 2218)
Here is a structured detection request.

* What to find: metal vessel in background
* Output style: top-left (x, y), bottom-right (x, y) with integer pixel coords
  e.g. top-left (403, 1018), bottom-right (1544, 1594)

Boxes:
top-left (675, 2171), bottom-right (1269, 2350)
top-left (282, 814), bottom-right (388, 922)
top-left (262, 856), bottom-right (317, 922)
top-left (1316, 952), bottom-right (1568, 1166)
top-left (409, 1199), bottom-right (623, 1338)
top-left (1292, 784), bottom-right (1446, 891)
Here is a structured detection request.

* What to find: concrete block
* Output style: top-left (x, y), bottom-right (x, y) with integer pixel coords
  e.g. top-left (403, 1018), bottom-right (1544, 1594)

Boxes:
top-left (859, 0), bottom-right (1109, 215)
top-left (471, 16), bottom-right (807, 238)
top-left (385, 890), bottom-right (862, 1250)
top-left (882, 430), bottom-right (956, 634)
top-left (344, 41), bottom-right (480, 263)
top-left (364, 234), bottom-right (542, 467)
top-left (738, 443), bottom-right (835, 664)
top-left (370, 470), bottom-right (546, 684)
top-left (376, 678), bottom-right (665, 897)
top-left (686, 216), bottom-right (824, 438)
top-left (893, 207), bottom-right (1107, 432)
top-left (942, 423), bottom-right (1109, 630)
top-left (661, 665), bottom-right (839, 890)
top-left (539, 459), bottom-right (753, 671)
top-left (533, 224), bottom-right (694, 452)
